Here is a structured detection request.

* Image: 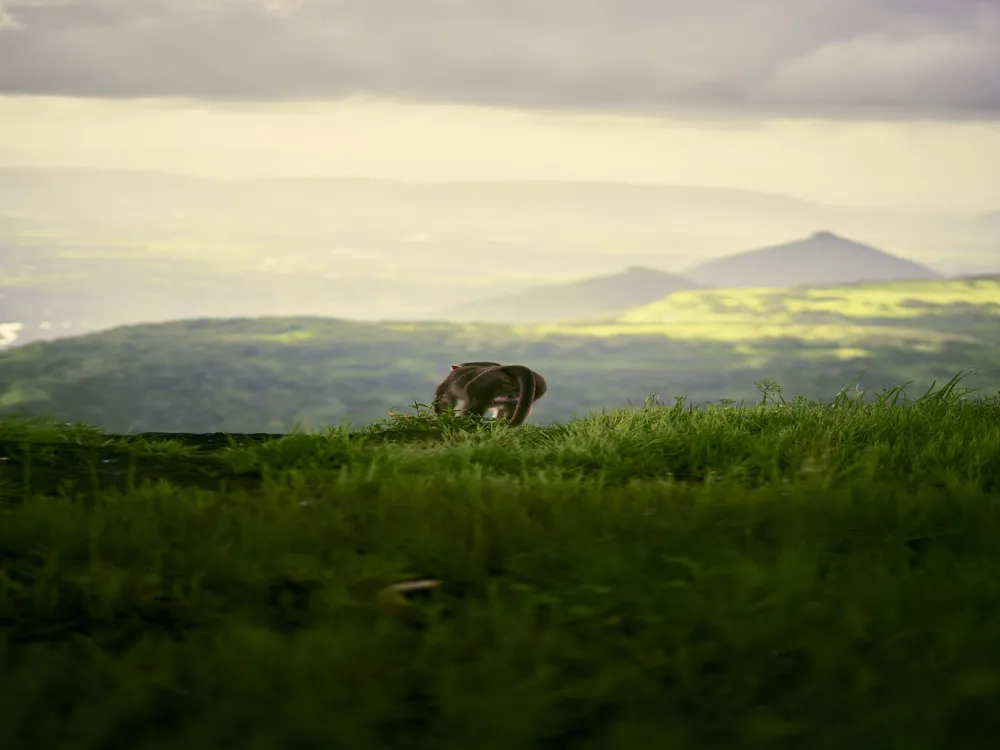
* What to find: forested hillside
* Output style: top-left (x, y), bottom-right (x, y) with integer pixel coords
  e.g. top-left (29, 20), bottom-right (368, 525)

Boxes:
top-left (1, 277), bottom-right (998, 432)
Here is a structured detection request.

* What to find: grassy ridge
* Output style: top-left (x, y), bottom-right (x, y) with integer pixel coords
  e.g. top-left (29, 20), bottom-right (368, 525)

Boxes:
top-left (2, 377), bottom-right (1000, 749)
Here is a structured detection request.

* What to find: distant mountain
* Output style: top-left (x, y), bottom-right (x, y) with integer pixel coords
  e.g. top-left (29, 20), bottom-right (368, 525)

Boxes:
top-left (442, 266), bottom-right (702, 324)
top-left (680, 231), bottom-right (941, 289)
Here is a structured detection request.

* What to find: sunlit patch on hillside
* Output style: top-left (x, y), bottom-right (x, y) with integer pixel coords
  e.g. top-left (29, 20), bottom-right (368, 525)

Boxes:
top-left (0, 383), bottom-right (50, 407)
top-left (527, 321), bottom-right (977, 346)
top-left (221, 330), bottom-right (316, 343)
top-left (620, 279), bottom-right (1000, 326)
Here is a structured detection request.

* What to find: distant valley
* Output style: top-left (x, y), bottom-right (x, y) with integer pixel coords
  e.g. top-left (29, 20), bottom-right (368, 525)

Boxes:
top-left (1, 167), bottom-right (997, 346)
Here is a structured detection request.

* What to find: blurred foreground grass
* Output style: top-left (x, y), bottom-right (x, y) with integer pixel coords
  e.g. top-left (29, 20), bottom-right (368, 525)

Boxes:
top-left (1, 375), bottom-right (1000, 749)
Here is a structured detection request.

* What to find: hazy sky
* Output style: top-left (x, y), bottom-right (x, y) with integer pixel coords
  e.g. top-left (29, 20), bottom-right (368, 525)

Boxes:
top-left (1, 0), bottom-right (998, 211)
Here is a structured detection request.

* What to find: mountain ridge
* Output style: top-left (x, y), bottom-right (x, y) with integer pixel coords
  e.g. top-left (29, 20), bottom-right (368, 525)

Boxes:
top-left (443, 265), bottom-right (702, 324)
top-left (439, 231), bottom-right (945, 323)
top-left (680, 231), bottom-right (941, 289)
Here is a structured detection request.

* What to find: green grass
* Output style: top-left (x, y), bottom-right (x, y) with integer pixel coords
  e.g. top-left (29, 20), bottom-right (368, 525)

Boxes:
top-left (2, 375), bottom-right (1000, 749)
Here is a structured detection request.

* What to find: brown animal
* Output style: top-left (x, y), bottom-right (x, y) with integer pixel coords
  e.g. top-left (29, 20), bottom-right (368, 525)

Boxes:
top-left (433, 360), bottom-right (547, 426)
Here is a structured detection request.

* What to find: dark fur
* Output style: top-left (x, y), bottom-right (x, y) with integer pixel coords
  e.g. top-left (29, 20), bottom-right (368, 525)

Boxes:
top-left (433, 361), bottom-right (547, 427)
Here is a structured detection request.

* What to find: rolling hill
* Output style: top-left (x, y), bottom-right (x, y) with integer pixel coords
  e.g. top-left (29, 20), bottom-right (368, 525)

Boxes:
top-left (442, 266), bottom-right (702, 323)
top-left (681, 231), bottom-right (942, 289)
top-left (1, 276), bottom-right (998, 433)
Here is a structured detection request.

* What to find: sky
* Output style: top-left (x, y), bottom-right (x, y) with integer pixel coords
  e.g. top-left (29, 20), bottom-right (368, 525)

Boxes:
top-left (1, 0), bottom-right (999, 211)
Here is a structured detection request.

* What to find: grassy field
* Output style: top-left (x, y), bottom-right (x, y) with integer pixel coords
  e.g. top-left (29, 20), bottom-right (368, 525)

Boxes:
top-left (2, 375), bottom-right (1000, 749)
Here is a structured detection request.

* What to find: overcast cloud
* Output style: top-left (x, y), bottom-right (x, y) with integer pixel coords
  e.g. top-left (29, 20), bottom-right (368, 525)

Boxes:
top-left (0, 0), bottom-right (997, 118)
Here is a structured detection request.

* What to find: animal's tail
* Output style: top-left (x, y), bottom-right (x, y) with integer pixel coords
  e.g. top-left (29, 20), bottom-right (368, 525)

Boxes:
top-left (468, 364), bottom-right (536, 426)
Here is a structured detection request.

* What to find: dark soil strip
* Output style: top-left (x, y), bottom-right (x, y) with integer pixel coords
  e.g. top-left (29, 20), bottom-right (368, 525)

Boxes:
top-left (0, 438), bottom-right (266, 503)
top-left (121, 432), bottom-right (287, 449)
